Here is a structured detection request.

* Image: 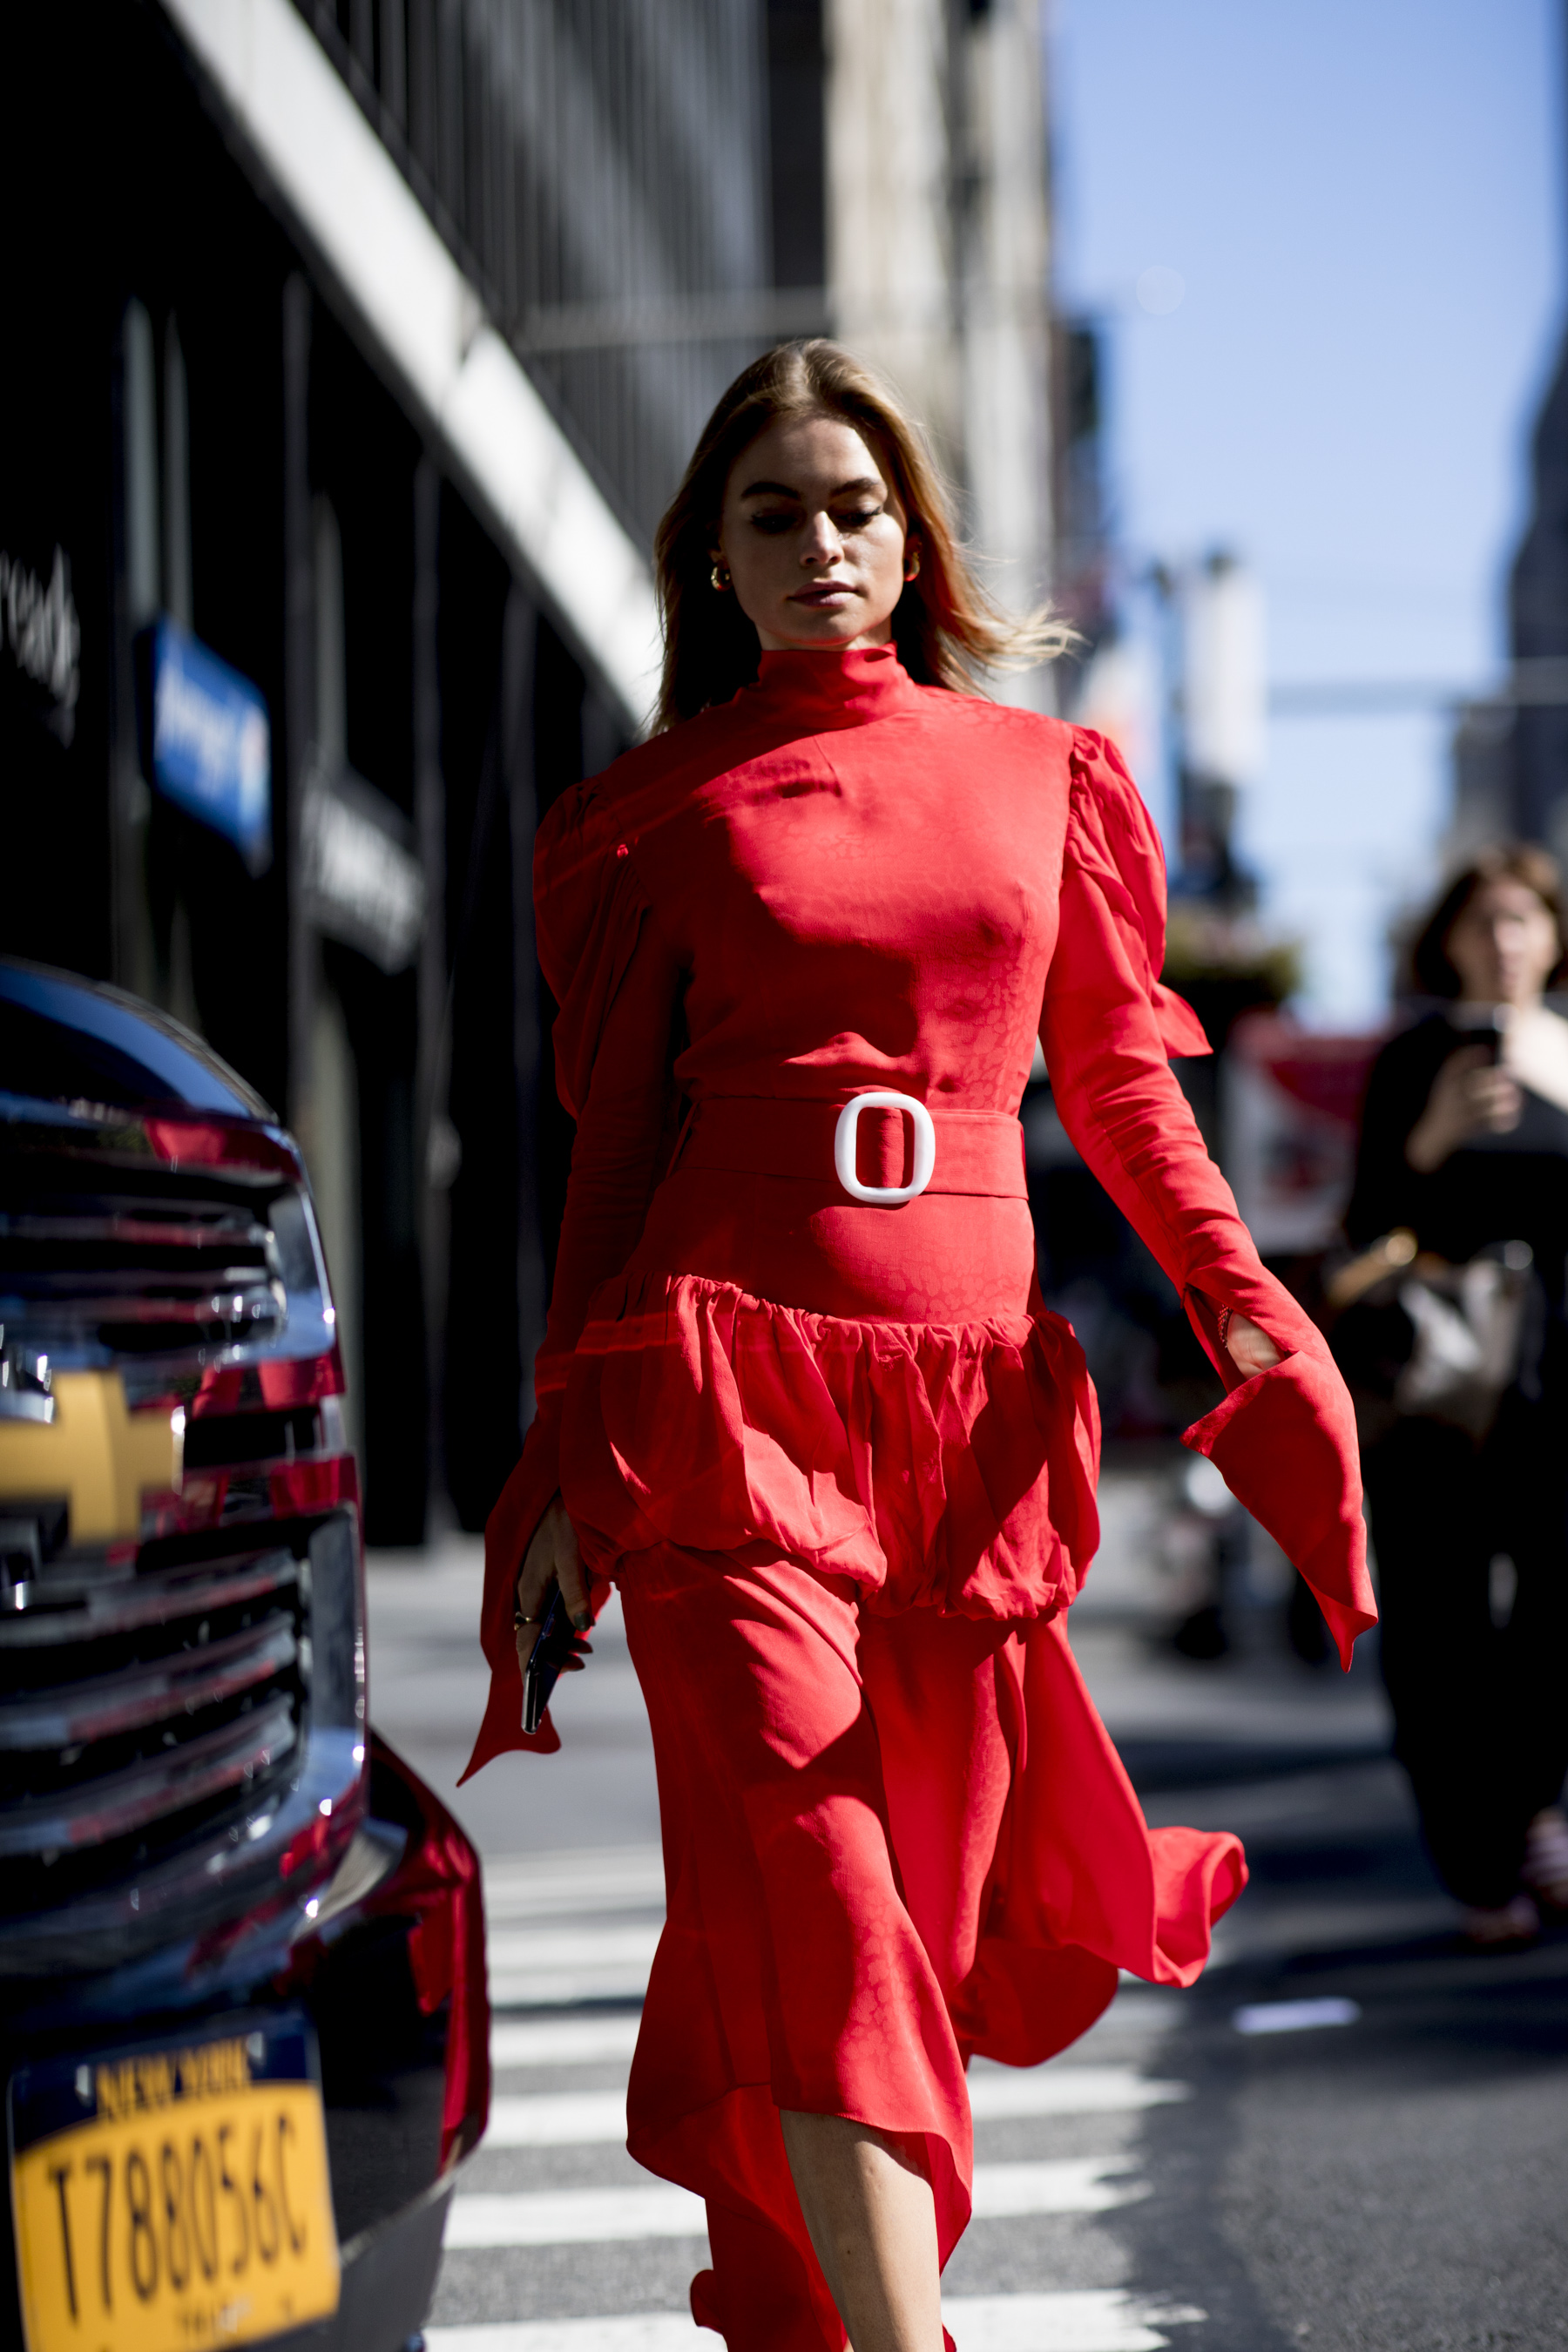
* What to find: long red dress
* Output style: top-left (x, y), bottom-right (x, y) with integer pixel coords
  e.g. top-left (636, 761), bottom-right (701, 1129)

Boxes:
top-left (463, 645), bottom-right (1374, 2351)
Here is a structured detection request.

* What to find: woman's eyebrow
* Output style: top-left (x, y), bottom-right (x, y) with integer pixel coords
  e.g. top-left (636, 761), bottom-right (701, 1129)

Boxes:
top-left (738, 475), bottom-right (885, 501)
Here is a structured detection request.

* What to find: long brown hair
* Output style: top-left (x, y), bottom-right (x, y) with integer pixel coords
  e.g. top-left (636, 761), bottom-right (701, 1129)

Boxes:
top-left (1410, 842), bottom-right (1568, 997)
top-left (652, 340), bottom-right (1072, 729)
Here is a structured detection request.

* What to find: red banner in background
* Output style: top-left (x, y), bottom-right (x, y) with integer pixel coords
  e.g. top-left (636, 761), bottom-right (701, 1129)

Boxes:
top-left (1225, 1014), bottom-right (1386, 1254)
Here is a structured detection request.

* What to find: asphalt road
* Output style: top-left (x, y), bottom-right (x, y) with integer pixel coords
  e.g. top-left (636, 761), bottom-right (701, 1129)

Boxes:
top-left (366, 1474), bottom-right (1568, 2352)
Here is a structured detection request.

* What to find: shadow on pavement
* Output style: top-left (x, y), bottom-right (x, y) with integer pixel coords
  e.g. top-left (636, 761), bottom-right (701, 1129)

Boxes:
top-left (1105, 1730), bottom-right (1568, 2351)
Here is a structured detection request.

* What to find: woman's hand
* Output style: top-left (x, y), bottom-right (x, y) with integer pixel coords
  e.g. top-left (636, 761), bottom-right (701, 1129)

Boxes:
top-left (515, 1495), bottom-right (591, 1674)
top-left (1405, 1044), bottom-right (1523, 1173)
top-left (1225, 1310), bottom-right (1282, 1378)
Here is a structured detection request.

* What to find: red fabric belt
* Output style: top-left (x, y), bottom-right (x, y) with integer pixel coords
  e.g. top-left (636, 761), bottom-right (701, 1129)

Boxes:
top-left (674, 1097), bottom-right (1029, 1200)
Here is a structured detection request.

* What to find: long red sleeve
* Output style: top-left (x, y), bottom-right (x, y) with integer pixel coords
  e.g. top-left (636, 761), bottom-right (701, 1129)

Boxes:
top-left (1040, 736), bottom-right (1317, 1357)
top-left (461, 847), bottom-right (683, 1776)
top-left (1040, 733), bottom-right (1375, 1666)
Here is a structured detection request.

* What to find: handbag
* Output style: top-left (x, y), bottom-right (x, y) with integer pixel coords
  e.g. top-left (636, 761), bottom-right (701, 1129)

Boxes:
top-left (1325, 1228), bottom-right (1537, 1445)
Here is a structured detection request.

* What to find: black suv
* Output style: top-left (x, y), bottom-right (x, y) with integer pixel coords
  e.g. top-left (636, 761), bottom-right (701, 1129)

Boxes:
top-left (0, 958), bottom-right (487, 2352)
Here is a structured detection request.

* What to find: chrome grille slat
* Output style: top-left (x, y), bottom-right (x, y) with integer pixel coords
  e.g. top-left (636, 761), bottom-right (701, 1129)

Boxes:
top-left (6, 1264), bottom-right (276, 1294)
top-left (4, 1285), bottom-right (282, 1328)
top-left (0, 1694), bottom-right (297, 1855)
top-left (0, 1551), bottom-right (298, 1646)
top-left (1, 1210), bottom-right (271, 1249)
top-left (0, 1618), bottom-right (297, 1749)
top-left (0, 1181), bottom-right (285, 1359)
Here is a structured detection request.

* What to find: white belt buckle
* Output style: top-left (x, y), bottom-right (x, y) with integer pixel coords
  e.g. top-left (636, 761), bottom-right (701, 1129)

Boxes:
top-left (833, 1091), bottom-right (936, 1206)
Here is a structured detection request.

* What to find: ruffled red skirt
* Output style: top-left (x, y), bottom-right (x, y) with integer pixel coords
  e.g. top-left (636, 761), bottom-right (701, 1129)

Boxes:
top-left (561, 1267), bottom-right (1099, 1617)
top-left (555, 1256), bottom-right (1246, 2352)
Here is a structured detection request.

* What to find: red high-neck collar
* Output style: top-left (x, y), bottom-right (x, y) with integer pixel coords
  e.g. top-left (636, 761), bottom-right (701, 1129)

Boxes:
top-left (743, 644), bottom-right (926, 726)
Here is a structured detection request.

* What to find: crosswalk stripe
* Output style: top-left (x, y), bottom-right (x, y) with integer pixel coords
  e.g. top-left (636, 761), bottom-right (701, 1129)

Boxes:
top-left (971, 2159), bottom-right (1146, 2217)
top-left (969, 2065), bottom-right (1188, 2120)
top-left (480, 2067), bottom-right (1186, 2148)
top-left (941, 2295), bottom-right (1206, 2350)
top-left (444, 2159), bottom-right (1143, 2247)
top-left (490, 1967), bottom-right (655, 2007)
top-left (490, 2017), bottom-right (643, 2067)
top-left (444, 2181), bottom-right (706, 2247)
top-left (487, 1924), bottom-right (664, 1970)
top-left (490, 1973), bottom-right (654, 2007)
top-left (425, 2289), bottom-right (1206, 2351)
top-left (487, 1923), bottom-right (663, 2008)
top-left (483, 1850), bottom-right (666, 1917)
top-left (486, 2091), bottom-right (627, 2145)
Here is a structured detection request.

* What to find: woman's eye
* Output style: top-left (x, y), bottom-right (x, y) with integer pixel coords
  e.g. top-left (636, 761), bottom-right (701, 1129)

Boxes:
top-left (836, 509), bottom-right (880, 531)
top-left (749, 512), bottom-right (797, 535)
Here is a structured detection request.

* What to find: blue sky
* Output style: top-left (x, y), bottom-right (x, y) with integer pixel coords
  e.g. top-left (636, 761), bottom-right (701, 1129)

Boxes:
top-left (1052, 0), bottom-right (1565, 1020)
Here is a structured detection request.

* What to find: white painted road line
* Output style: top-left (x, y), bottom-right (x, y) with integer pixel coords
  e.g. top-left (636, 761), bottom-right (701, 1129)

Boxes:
top-left (486, 2091), bottom-right (627, 2146)
top-left (445, 2159), bottom-right (1143, 2247)
top-left (427, 2325), bottom-right (690, 2352)
top-left (968, 2066), bottom-right (1189, 2121)
top-left (1232, 1996), bottom-right (1362, 2035)
top-left (490, 2016), bottom-right (643, 2068)
top-left (970, 2158), bottom-right (1146, 2218)
top-left (941, 2295), bottom-right (1206, 2350)
top-left (487, 1924), bottom-right (664, 1971)
top-left (489, 1968), bottom-right (655, 2008)
top-left (487, 1923), bottom-right (663, 2007)
top-left (483, 1849), bottom-right (666, 1917)
top-left (425, 2289), bottom-right (1206, 2352)
top-left (444, 2181), bottom-right (707, 2247)
top-left (480, 2067), bottom-right (1186, 2147)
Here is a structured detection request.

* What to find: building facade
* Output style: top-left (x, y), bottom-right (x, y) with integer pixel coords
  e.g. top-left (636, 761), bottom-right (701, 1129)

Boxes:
top-left (3, 0), bottom-right (1057, 1541)
top-left (827, 0), bottom-right (1056, 679)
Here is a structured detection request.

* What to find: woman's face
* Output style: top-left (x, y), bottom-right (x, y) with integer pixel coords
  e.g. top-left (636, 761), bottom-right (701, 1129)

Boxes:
top-left (712, 413), bottom-right (916, 653)
top-left (1445, 877), bottom-right (1562, 1006)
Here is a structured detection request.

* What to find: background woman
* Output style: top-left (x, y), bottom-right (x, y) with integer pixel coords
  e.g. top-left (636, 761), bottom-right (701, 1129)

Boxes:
top-left (1347, 847), bottom-right (1568, 1942)
top-left (464, 341), bottom-right (1373, 2352)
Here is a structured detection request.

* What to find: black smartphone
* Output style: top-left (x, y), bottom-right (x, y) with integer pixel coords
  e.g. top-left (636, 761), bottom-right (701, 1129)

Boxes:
top-left (1463, 1006), bottom-right (1507, 1063)
top-left (522, 1585), bottom-right (588, 1734)
top-left (1477, 1010), bottom-right (1505, 1064)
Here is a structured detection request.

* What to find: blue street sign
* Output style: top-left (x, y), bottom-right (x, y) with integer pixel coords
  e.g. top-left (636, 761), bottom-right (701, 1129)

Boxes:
top-left (149, 618), bottom-right (273, 875)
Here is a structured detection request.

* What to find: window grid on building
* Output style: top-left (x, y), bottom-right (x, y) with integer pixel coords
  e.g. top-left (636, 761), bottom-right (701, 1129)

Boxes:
top-left (294, 0), bottom-right (776, 546)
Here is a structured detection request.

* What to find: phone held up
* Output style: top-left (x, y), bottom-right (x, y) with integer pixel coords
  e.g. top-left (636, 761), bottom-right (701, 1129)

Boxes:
top-left (1464, 1005), bottom-right (1508, 1064)
top-left (522, 1584), bottom-right (591, 1735)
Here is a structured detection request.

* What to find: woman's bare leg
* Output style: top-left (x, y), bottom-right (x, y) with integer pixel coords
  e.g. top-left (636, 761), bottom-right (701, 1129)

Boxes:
top-left (780, 2109), bottom-right (943, 2352)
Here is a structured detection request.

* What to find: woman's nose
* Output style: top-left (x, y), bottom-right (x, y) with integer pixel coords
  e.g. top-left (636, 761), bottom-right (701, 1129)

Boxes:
top-left (801, 513), bottom-right (843, 564)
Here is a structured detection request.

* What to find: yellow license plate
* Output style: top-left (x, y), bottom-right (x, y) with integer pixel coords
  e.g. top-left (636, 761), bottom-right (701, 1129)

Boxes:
top-left (9, 2013), bottom-right (340, 2352)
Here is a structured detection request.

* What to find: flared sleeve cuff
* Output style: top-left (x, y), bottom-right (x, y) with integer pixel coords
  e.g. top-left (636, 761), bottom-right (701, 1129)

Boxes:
top-left (1063, 728), bottom-right (1212, 1061)
top-left (1182, 1353), bottom-right (1378, 1671)
top-left (458, 1399), bottom-right (564, 1781)
top-left (535, 787), bottom-right (654, 1120)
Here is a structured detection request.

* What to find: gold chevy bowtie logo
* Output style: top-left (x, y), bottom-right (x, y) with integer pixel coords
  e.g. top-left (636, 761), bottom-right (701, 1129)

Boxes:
top-left (0, 1373), bottom-right (181, 1543)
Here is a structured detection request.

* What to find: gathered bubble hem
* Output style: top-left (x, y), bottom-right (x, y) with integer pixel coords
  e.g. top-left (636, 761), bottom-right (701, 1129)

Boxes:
top-left (557, 1268), bottom-right (1104, 1619)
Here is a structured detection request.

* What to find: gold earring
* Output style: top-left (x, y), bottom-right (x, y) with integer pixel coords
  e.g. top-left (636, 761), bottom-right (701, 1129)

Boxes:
top-left (711, 562), bottom-right (731, 591)
top-left (905, 552), bottom-right (921, 582)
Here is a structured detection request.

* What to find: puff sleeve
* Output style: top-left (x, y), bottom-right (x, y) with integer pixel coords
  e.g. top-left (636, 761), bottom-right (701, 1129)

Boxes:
top-left (1040, 729), bottom-right (1376, 1667)
top-left (462, 793), bottom-right (684, 1779)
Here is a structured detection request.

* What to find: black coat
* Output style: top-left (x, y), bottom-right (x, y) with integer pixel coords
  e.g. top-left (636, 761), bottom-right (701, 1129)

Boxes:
top-left (1347, 1011), bottom-right (1568, 1318)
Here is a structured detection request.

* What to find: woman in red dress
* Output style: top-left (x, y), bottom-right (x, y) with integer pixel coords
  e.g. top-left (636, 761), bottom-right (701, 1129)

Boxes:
top-left (463, 341), bottom-right (1374, 2352)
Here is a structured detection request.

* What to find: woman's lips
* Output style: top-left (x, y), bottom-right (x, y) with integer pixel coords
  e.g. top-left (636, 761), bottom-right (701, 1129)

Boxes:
top-left (790, 584), bottom-right (855, 606)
